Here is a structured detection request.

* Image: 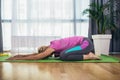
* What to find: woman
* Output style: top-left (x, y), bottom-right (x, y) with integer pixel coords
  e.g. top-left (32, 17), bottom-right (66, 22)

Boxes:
top-left (7, 36), bottom-right (100, 61)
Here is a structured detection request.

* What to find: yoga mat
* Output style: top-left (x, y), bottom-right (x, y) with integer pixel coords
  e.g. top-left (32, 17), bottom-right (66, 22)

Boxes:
top-left (0, 54), bottom-right (119, 63)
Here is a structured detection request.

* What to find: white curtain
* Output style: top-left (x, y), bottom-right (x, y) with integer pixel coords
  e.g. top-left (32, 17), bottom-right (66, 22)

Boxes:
top-left (1, 0), bottom-right (90, 54)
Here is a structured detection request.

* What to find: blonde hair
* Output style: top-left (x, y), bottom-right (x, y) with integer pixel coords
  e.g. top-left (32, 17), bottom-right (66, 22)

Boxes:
top-left (38, 46), bottom-right (49, 53)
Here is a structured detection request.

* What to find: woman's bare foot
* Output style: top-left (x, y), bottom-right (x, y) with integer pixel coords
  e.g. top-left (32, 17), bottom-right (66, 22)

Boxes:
top-left (84, 52), bottom-right (101, 60)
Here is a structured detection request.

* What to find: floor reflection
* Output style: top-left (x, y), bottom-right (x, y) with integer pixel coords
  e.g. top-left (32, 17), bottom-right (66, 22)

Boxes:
top-left (1, 62), bottom-right (52, 80)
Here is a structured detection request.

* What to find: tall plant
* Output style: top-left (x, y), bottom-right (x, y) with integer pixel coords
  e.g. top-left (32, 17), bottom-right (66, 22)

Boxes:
top-left (83, 0), bottom-right (117, 34)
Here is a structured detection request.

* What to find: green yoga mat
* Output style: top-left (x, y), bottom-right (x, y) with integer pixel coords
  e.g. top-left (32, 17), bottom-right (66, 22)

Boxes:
top-left (0, 54), bottom-right (119, 63)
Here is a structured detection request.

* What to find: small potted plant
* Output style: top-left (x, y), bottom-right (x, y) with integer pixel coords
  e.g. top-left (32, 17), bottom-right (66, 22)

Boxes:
top-left (83, 0), bottom-right (117, 55)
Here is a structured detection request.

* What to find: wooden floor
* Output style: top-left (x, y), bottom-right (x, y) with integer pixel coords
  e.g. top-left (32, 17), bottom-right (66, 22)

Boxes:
top-left (0, 55), bottom-right (120, 80)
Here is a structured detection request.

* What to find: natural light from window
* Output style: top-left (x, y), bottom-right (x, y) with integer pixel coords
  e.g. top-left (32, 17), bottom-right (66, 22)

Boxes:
top-left (1, 0), bottom-right (90, 51)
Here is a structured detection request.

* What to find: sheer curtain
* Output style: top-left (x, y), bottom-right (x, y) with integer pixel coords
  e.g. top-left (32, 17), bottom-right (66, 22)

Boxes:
top-left (1, 0), bottom-right (90, 54)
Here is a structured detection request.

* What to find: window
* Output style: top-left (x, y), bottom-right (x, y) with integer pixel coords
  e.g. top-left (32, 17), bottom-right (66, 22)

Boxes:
top-left (1, 0), bottom-right (90, 51)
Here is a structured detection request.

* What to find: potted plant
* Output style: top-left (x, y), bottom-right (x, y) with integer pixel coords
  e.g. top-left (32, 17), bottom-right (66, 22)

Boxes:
top-left (82, 0), bottom-right (117, 55)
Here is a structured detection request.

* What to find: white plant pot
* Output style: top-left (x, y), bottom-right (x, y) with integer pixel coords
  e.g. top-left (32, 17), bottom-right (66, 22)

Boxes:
top-left (92, 34), bottom-right (112, 56)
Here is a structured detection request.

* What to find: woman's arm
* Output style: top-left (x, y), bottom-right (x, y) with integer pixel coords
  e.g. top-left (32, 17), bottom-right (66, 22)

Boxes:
top-left (13, 53), bottom-right (38, 57)
top-left (7, 47), bottom-right (55, 60)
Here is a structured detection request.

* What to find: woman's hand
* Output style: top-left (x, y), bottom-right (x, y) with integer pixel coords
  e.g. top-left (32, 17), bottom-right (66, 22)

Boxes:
top-left (7, 54), bottom-right (28, 60)
top-left (6, 54), bottom-right (39, 60)
top-left (7, 56), bottom-right (22, 60)
top-left (7, 53), bottom-right (39, 60)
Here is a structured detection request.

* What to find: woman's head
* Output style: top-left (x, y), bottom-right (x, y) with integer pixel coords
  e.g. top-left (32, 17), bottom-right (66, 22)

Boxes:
top-left (38, 46), bottom-right (49, 53)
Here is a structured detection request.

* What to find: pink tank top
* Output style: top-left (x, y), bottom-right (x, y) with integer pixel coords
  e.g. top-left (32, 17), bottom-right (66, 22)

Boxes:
top-left (50, 36), bottom-right (84, 52)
